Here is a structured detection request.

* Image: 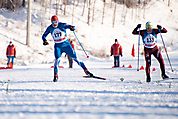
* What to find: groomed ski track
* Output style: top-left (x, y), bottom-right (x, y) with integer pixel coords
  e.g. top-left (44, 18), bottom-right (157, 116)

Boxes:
top-left (0, 60), bottom-right (178, 119)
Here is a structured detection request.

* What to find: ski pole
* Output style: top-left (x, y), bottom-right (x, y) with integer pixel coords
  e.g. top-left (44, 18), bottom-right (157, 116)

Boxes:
top-left (158, 29), bottom-right (173, 72)
top-left (137, 28), bottom-right (140, 71)
top-left (73, 31), bottom-right (89, 58)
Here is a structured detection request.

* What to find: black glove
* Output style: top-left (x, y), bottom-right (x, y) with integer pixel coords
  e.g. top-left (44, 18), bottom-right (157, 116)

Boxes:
top-left (110, 53), bottom-right (113, 56)
top-left (70, 27), bottom-right (75, 31)
top-left (43, 40), bottom-right (49, 45)
top-left (136, 24), bottom-right (141, 29)
top-left (157, 25), bottom-right (162, 29)
top-left (14, 56), bottom-right (16, 58)
top-left (120, 53), bottom-right (123, 57)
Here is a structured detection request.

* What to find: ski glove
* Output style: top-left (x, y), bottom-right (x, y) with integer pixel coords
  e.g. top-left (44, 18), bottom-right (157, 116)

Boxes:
top-left (43, 40), bottom-right (49, 45)
top-left (136, 24), bottom-right (141, 29)
top-left (110, 53), bottom-right (113, 56)
top-left (157, 25), bottom-right (162, 29)
top-left (70, 27), bottom-right (75, 31)
top-left (120, 53), bottom-right (123, 57)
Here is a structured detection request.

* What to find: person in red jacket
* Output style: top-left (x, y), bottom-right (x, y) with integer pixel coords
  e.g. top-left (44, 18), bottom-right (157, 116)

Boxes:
top-left (6, 41), bottom-right (16, 67)
top-left (68, 39), bottom-right (75, 68)
top-left (110, 39), bottom-right (123, 67)
top-left (132, 22), bottom-right (169, 82)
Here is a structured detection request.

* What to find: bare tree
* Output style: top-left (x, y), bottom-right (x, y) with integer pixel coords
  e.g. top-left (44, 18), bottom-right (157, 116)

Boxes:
top-left (82, 0), bottom-right (86, 16)
top-left (56, 0), bottom-right (58, 15)
top-left (64, 0), bottom-right (67, 15)
top-left (87, 0), bottom-right (91, 25)
top-left (92, 0), bottom-right (96, 22)
top-left (112, 0), bottom-right (117, 27)
top-left (168, 0), bottom-right (170, 6)
top-left (102, 0), bottom-right (106, 24)
top-left (22, 0), bottom-right (25, 7)
top-left (72, 0), bottom-right (76, 25)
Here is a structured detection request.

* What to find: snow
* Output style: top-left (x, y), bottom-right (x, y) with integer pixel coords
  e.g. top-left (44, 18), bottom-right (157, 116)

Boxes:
top-left (0, 0), bottom-right (178, 119)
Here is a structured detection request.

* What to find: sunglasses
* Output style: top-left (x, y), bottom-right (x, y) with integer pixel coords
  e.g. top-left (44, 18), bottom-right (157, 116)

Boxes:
top-left (146, 25), bottom-right (153, 28)
top-left (52, 21), bottom-right (58, 24)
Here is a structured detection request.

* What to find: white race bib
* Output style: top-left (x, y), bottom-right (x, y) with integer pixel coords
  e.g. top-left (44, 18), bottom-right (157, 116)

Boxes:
top-left (52, 29), bottom-right (66, 43)
top-left (143, 34), bottom-right (156, 48)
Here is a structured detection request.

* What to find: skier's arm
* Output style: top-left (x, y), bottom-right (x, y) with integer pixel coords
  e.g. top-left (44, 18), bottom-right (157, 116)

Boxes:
top-left (42, 26), bottom-right (50, 41)
top-left (154, 25), bottom-right (167, 34)
top-left (132, 24), bottom-right (141, 35)
top-left (63, 23), bottom-right (75, 31)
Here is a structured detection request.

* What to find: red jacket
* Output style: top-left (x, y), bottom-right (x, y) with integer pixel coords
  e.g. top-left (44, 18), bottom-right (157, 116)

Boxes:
top-left (111, 43), bottom-right (122, 56)
top-left (6, 45), bottom-right (16, 56)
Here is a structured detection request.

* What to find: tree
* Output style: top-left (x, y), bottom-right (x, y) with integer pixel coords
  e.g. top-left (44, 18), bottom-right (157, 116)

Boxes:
top-left (82, 0), bottom-right (86, 16)
top-left (102, 0), bottom-right (106, 24)
top-left (92, 0), bottom-right (96, 22)
top-left (87, 0), bottom-right (91, 25)
top-left (22, 0), bottom-right (25, 7)
top-left (112, 0), bottom-right (117, 27)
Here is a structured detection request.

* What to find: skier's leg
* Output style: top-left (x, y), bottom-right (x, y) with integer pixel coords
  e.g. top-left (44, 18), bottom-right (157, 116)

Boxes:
top-left (53, 44), bottom-right (62, 82)
top-left (68, 55), bottom-right (73, 68)
top-left (64, 45), bottom-right (93, 76)
top-left (153, 47), bottom-right (168, 79)
top-left (144, 48), bottom-right (151, 82)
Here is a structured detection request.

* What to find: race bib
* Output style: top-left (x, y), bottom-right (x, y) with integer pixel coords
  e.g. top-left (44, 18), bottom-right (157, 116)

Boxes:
top-left (143, 34), bottom-right (157, 48)
top-left (52, 28), bottom-right (66, 41)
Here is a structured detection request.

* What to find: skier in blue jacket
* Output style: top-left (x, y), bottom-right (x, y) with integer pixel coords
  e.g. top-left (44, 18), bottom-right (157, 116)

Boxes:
top-left (42, 15), bottom-right (93, 82)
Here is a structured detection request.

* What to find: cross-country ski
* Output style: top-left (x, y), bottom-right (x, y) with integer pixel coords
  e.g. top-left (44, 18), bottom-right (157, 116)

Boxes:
top-left (83, 75), bottom-right (106, 80)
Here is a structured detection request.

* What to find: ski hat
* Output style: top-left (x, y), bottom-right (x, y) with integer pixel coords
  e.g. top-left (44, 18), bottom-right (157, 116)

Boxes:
top-left (9, 41), bottom-right (13, 46)
top-left (146, 21), bottom-right (153, 28)
top-left (51, 15), bottom-right (58, 23)
top-left (115, 39), bottom-right (118, 42)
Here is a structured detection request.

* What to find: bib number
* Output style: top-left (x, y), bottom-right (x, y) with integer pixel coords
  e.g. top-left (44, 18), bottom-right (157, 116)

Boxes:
top-left (147, 37), bottom-right (154, 43)
top-left (52, 29), bottom-right (65, 40)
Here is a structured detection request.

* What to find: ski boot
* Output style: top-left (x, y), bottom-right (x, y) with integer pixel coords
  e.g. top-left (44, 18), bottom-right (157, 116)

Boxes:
top-left (86, 71), bottom-right (93, 77)
top-left (84, 69), bottom-right (93, 77)
top-left (162, 73), bottom-right (169, 79)
top-left (146, 74), bottom-right (151, 82)
top-left (53, 73), bottom-right (58, 82)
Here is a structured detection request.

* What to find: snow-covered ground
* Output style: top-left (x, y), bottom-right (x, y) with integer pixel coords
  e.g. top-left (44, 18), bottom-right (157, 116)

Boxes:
top-left (0, 51), bottom-right (178, 119)
top-left (0, 0), bottom-right (178, 119)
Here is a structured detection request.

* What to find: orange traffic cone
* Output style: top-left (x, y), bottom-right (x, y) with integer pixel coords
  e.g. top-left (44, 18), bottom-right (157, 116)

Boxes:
top-left (140, 66), bottom-right (144, 70)
top-left (128, 65), bottom-right (132, 68)
top-left (152, 67), bottom-right (156, 71)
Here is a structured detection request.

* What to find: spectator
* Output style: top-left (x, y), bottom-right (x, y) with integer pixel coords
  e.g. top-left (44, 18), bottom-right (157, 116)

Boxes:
top-left (110, 39), bottom-right (123, 67)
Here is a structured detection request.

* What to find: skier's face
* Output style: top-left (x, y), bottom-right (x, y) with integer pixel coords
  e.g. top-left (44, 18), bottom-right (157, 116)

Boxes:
top-left (52, 21), bottom-right (58, 28)
top-left (146, 26), bottom-right (152, 33)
